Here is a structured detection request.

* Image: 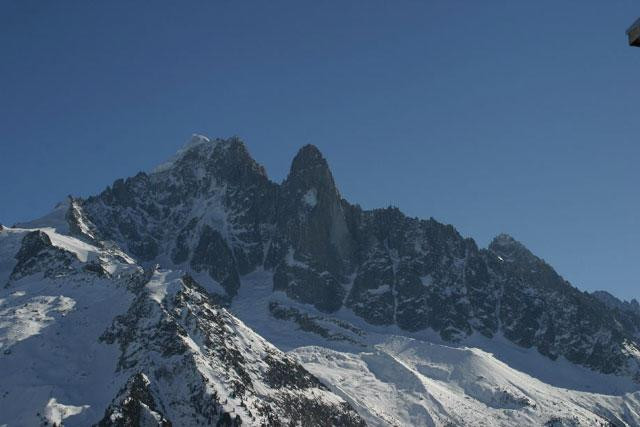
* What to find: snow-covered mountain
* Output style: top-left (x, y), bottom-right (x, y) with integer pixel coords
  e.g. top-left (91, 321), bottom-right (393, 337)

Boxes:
top-left (0, 226), bottom-right (364, 426)
top-left (2, 134), bottom-right (640, 426)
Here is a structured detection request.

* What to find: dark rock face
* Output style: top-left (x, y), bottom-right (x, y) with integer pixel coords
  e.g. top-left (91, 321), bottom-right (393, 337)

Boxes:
top-left (339, 206), bottom-right (501, 342)
top-left (75, 136), bottom-right (640, 378)
top-left (345, 207), bottom-right (489, 340)
top-left (277, 144), bottom-right (353, 269)
top-left (82, 136), bottom-right (277, 281)
top-left (190, 225), bottom-right (240, 296)
top-left (593, 290), bottom-right (640, 317)
top-left (100, 271), bottom-right (366, 426)
top-left (263, 353), bottom-right (325, 390)
top-left (592, 291), bottom-right (640, 338)
top-left (97, 373), bottom-right (172, 427)
top-left (488, 235), bottom-right (639, 375)
top-left (10, 231), bottom-right (78, 281)
top-left (268, 145), bottom-right (354, 312)
top-left (66, 197), bottom-right (102, 243)
top-left (269, 301), bottom-right (364, 345)
top-left (15, 230), bottom-right (53, 262)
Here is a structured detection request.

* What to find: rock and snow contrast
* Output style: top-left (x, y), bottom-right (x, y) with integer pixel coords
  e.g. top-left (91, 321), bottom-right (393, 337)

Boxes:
top-left (1, 135), bottom-right (640, 426)
top-left (0, 225), bottom-right (364, 426)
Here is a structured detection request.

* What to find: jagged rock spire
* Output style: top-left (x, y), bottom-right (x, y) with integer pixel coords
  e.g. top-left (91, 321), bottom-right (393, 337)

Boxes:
top-left (280, 145), bottom-right (349, 253)
top-left (268, 144), bottom-right (354, 312)
top-left (284, 144), bottom-right (339, 200)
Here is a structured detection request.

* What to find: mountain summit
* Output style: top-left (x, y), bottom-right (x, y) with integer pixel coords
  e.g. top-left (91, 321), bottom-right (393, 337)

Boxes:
top-left (59, 137), bottom-right (640, 378)
top-left (2, 135), bottom-right (640, 426)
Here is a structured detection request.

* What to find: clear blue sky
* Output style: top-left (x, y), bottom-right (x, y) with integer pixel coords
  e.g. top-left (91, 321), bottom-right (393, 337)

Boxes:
top-left (1, 1), bottom-right (638, 300)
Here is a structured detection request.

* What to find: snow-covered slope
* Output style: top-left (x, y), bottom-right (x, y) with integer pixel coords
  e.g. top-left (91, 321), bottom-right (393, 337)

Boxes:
top-left (0, 227), bottom-right (138, 426)
top-left (0, 226), bottom-right (364, 426)
top-left (4, 135), bottom-right (640, 426)
top-left (296, 340), bottom-right (640, 427)
top-left (226, 270), bottom-right (640, 426)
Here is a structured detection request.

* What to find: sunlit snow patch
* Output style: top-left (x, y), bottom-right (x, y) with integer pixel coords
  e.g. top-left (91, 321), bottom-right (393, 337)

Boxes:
top-left (0, 294), bottom-right (75, 350)
top-left (44, 398), bottom-right (89, 425)
top-left (302, 188), bottom-right (318, 208)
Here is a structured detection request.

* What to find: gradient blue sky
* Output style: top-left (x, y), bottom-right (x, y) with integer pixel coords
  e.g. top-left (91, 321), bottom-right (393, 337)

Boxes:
top-left (1, 1), bottom-right (638, 300)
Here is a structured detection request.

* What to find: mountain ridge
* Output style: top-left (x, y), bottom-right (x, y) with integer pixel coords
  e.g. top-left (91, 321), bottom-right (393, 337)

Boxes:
top-left (3, 134), bottom-right (640, 426)
top-left (0, 225), bottom-right (366, 426)
top-left (51, 135), bottom-right (640, 380)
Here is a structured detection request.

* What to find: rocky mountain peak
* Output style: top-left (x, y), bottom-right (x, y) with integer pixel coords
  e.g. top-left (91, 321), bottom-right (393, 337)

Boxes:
top-left (280, 144), bottom-right (346, 234)
top-left (152, 134), bottom-right (215, 173)
top-left (489, 233), bottom-right (535, 263)
top-left (17, 134), bottom-right (640, 389)
top-left (7, 134), bottom-right (640, 426)
top-left (490, 233), bottom-right (519, 248)
top-left (285, 144), bottom-right (338, 196)
top-left (269, 144), bottom-right (354, 312)
top-left (152, 135), bottom-right (267, 181)
top-left (290, 144), bottom-right (325, 170)
top-left (218, 136), bottom-right (269, 180)
top-left (16, 230), bottom-right (52, 258)
top-left (593, 290), bottom-right (640, 315)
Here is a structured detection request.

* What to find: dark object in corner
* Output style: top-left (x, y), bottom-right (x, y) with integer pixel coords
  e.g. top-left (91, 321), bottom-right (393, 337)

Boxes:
top-left (627, 18), bottom-right (640, 47)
